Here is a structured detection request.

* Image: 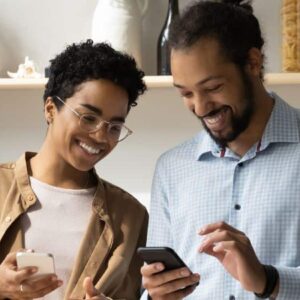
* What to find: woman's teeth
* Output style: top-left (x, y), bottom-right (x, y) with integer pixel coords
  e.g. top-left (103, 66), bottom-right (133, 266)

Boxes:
top-left (79, 142), bottom-right (100, 154)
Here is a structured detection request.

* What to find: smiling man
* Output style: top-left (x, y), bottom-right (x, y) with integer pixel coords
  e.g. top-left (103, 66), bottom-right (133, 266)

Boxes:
top-left (141, 1), bottom-right (300, 300)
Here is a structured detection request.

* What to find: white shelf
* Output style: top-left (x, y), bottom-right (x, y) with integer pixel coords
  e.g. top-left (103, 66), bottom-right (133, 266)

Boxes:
top-left (0, 76), bottom-right (172, 90)
top-left (264, 73), bottom-right (300, 85)
top-left (0, 73), bottom-right (300, 90)
top-left (0, 78), bottom-right (48, 90)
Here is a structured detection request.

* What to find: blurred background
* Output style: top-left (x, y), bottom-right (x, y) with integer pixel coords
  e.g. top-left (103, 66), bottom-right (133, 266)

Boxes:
top-left (0, 0), bottom-right (282, 76)
top-left (0, 0), bottom-right (295, 209)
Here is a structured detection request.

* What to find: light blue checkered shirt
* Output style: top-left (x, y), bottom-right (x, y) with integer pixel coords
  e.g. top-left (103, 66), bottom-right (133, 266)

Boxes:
top-left (144, 92), bottom-right (300, 300)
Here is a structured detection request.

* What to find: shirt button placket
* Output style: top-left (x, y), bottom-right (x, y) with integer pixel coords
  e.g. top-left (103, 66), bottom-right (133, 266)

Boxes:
top-left (234, 204), bottom-right (241, 210)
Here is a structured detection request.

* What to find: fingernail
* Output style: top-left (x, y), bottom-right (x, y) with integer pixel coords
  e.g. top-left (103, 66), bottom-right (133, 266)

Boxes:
top-left (51, 276), bottom-right (57, 282)
top-left (193, 274), bottom-right (200, 281)
top-left (30, 267), bottom-right (38, 273)
top-left (199, 227), bottom-right (205, 234)
top-left (180, 269), bottom-right (190, 277)
top-left (155, 263), bottom-right (164, 271)
top-left (57, 280), bottom-right (63, 287)
top-left (199, 241), bottom-right (207, 252)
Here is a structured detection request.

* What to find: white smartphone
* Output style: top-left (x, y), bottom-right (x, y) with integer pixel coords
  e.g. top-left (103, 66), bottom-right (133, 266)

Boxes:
top-left (16, 252), bottom-right (56, 278)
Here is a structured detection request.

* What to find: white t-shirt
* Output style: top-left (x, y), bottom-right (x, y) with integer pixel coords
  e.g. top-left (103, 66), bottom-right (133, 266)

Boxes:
top-left (21, 176), bottom-right (96, 299)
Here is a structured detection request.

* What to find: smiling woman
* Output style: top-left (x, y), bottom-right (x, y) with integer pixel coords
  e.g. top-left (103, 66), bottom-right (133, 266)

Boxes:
top-left (0, 40), bottom-right (148, 300)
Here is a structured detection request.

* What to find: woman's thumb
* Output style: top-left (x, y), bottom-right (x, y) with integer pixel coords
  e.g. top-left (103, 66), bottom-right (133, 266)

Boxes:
top-left (83, 276), bottom-right (98, 298)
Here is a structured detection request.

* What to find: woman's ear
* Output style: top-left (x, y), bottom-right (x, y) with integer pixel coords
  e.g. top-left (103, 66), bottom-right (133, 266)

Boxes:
top-left (246, 47), bottom-right (263, 77)
top-left (44, 97), bottom-right (57, 124)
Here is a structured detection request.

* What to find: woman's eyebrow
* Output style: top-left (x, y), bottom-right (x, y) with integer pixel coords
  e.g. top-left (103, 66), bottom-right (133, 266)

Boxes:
top-left (80, 103), bottom-right (125, 123)
top-left (80, 103), bottom-right (102, 114)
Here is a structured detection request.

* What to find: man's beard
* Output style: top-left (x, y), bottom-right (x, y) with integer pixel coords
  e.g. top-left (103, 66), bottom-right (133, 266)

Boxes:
top-left (200, 69), bottom-right (254, 148)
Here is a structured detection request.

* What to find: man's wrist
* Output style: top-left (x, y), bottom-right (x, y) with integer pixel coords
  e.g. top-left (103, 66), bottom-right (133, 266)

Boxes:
top-left (254, 265), bottom-right (279, 299)
top-left (270, 278), bottom-right (279, 300)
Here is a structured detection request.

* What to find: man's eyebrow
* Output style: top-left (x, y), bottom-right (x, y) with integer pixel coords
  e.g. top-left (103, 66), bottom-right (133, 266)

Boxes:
top-left (173, 76), bottom-right (223, 89)
top-left (80, 103), bottom-right (125, 123)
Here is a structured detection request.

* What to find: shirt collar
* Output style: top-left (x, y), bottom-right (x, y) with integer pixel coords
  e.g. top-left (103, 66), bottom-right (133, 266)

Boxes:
top-left (259, 91), bottom-right (300, 151)
top-left (196, 92), bottom-right (300, 161)
top-left (196, 132), bottom-right (222, 160)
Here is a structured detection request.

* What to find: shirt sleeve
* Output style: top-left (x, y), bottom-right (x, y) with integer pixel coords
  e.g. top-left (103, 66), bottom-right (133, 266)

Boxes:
top-left (276, 266), bottom-right (300, 300)
top-left (140, 156), bottom-right (172, 300)
top-left (146, 155), bottom-right (173, 248)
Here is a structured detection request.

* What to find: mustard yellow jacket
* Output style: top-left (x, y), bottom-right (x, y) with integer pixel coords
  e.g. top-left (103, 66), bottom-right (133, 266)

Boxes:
top-left (0, 153), bottom-right (148, 300)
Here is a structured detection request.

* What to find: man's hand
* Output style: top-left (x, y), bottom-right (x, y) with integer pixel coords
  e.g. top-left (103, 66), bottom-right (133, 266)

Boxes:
top-left (198, 221), bottom-right (266, 294)
top-left (141, 263), bottom-right (200, 300)
top-left (83, 277), bottom-right (109, 300)
top-left (0, 250), bottom-right (62, 299)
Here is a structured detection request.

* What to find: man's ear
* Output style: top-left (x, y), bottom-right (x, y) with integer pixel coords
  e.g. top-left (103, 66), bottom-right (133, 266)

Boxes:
top-left (44, 97), bottom-right (57, 124)
top-left (246, 47), bottom-right (263, 77)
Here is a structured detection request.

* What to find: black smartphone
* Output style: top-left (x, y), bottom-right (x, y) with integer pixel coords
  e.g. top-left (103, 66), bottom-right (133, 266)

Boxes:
top-left (137, 246), bottom-right (190, 271)
top-left (137, 246), bottom-right (199, 290)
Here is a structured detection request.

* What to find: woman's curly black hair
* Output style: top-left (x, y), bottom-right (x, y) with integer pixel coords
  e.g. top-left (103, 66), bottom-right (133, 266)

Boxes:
top-left (170, 0), bottom-right (265, 78)
top-left (43, 39), bottom-right (147, 109)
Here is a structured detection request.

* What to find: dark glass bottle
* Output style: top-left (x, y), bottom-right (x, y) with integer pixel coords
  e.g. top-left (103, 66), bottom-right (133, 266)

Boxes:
top-left (157, 0), bottom-right (179, 75)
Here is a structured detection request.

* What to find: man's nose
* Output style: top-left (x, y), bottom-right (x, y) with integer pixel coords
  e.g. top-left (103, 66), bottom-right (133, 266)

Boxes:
top-left (190, 94), bottom-right (211, 118)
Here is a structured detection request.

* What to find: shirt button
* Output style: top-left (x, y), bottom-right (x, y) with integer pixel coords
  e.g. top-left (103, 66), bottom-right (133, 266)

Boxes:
top-left (5, 216), bottom-right (11, 223)
top-left (238, 163), bottom-right (244, 167)
top-left (27, 195), bottom-right (34, 201)
top-left (234, 204), bottom-right (241, 210)
top-left (229, 295), bottom-right (235, 300)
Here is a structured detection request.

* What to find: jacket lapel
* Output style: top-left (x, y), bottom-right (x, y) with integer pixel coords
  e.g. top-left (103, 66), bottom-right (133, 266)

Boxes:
top-left (65, 179), bottom-right (114, 300)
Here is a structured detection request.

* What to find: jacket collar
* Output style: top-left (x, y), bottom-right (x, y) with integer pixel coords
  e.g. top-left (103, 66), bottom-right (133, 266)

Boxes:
top-left (15, 152), bottom-right (112, 223)
top-left (15, 152), bottom-right (38, 210)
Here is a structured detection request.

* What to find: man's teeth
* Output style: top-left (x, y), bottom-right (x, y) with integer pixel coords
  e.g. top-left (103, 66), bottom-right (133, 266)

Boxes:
top-left (79, 142), bottom-right (100, 154)
top-left (205, 113), bottom-right (223, 125)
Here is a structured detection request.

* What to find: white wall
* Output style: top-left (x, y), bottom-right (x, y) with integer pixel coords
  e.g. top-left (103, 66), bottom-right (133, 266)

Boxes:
top-left (0, 0), bottom-right (282, 76)
top-left (1, 85), bottom-right (300, 210)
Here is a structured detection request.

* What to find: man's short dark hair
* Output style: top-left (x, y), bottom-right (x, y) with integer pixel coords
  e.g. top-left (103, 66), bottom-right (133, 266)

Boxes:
top-left (44, 39), bottom-right (146, 109)
top-left (170, 0), bottom-right (265, 77)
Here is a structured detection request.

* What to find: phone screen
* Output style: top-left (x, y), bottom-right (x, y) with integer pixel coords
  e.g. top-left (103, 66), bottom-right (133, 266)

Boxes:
top-left (137, 247), bottom-right (188, 271)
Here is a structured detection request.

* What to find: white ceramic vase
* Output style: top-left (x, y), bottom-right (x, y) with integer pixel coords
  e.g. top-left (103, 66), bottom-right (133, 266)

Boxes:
top-left (91, 0), bottom-right (148, 67)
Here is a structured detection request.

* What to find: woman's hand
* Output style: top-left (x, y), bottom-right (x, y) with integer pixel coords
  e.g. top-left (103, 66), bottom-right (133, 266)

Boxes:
top-left (0, 251), bottom-right (62, 299)
top-left (83, 277), bottom-right (111, 300)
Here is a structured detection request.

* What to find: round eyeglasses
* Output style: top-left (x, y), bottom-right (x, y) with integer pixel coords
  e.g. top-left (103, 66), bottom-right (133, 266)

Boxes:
top-left (54, 96), bottom-right (133, 142)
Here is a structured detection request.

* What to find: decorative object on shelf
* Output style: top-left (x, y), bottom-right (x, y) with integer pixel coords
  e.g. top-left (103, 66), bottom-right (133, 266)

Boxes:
top-left (7, 57), bottom-right (42, 79)
top-left (281, 0), bottom-right (300, 71)
top-left (44, 66), bottom-right (50, 78)
top-left (157, 0), bottom-right (179, 75)
top-left (91, 0), bottom-right (148, 68)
